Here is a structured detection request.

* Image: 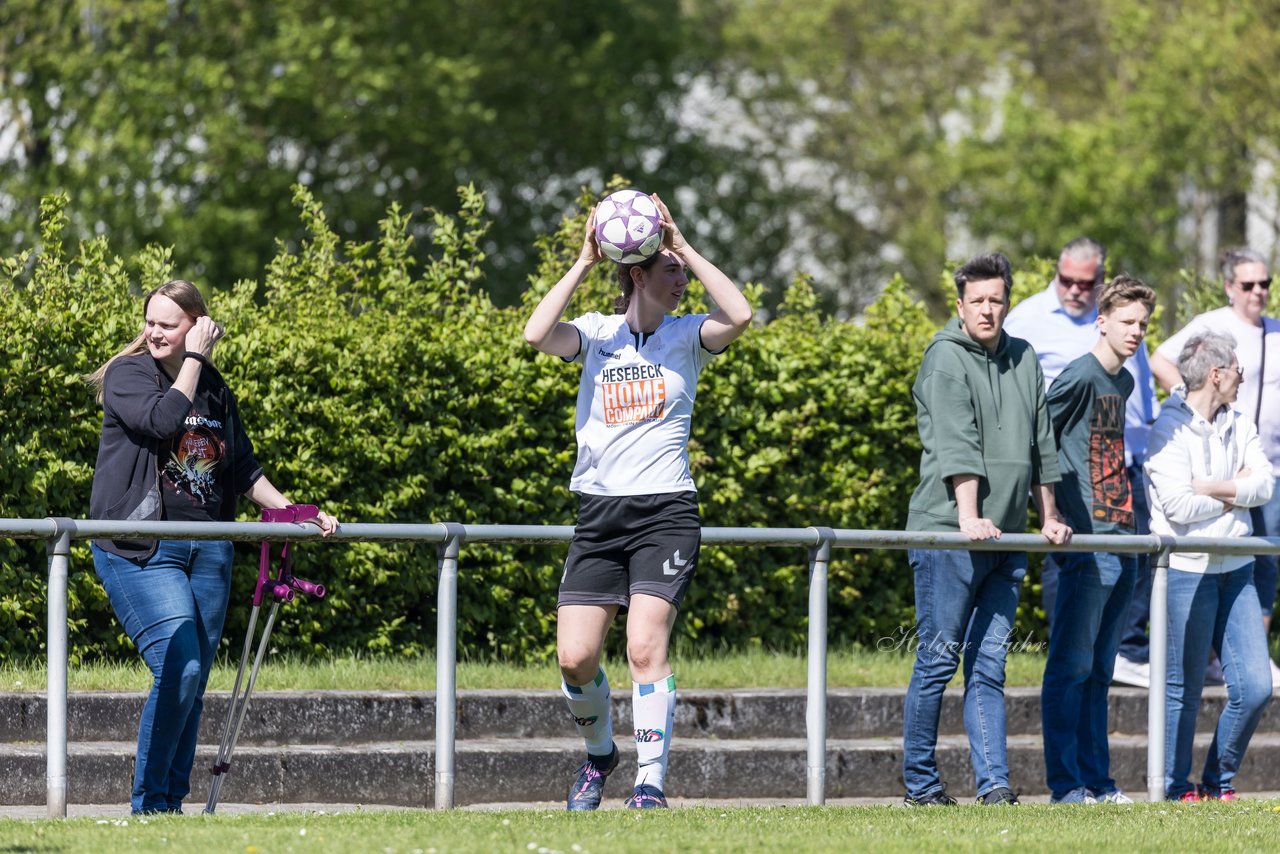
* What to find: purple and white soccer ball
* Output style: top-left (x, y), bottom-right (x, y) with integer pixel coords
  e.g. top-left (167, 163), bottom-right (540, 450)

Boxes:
top-left (594, 189), bottom-right (663, 264)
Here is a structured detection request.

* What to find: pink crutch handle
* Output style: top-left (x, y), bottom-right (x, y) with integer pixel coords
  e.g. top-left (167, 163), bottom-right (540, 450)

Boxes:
top-left (285, 575), bottom-right (326, 598)
top-left (254, 504), bottom-right (321, 605)
top-left (261, 504), bottom-right (319, 524)
top-left (267, 580), bottom-right (295, 602)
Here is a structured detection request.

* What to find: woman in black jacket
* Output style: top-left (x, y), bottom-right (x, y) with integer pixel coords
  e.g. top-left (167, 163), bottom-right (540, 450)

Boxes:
top-left (86, 279), bottom-right (337, 814)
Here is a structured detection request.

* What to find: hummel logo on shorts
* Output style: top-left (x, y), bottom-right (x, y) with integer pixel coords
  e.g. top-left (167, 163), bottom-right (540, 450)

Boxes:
top-left (662, 549), bottom-right (687, 577)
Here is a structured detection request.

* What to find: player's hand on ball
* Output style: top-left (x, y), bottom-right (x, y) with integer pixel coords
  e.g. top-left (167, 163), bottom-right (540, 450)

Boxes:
top-left (652, 193), bottom-right (688, 254)
top-left (579, 206), bottom-right (604, 267)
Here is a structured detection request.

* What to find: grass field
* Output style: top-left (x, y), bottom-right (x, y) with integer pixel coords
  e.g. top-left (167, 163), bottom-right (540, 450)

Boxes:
top-left (4, 651), bottom-right (1279, 851)
top-left (3, 801), bottom-right (1280, 853)
top-left (0, 648), bottom-right (1056, 693)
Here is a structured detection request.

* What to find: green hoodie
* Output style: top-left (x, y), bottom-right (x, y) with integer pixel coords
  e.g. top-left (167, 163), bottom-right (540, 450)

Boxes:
top-left (907, 317), bottom-right (1060, 533)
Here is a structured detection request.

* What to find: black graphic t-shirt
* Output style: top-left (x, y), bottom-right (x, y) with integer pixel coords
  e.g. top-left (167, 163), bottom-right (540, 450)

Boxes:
top-left (1047, 352), bottom-right (1136, 534)
top-left (159, 380), bottom-right (229, 523)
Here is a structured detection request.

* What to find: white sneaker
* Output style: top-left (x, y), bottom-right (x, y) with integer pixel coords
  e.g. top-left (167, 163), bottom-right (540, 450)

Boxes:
top-left (1112, 655), bottom-right (1150, 689)
top-left (1097, 789), bottom-right (1134, 804)
top-left (1269, 658), bottom-right (1280, 693)
top-left (1049, 786), bottom-right (1098, 805)
top-left (1205, 655), bottom-right (1225, 686)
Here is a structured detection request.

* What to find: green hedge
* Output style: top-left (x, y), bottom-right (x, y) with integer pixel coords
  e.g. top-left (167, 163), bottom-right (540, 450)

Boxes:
top-left (2, 189), bottom-right (1219, 663)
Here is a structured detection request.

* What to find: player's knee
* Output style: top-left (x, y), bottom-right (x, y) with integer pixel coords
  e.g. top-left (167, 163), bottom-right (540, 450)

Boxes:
top-left (626, 638), bottom-right (667, 675)
top-left (558, 647), bottom-right (600, 684)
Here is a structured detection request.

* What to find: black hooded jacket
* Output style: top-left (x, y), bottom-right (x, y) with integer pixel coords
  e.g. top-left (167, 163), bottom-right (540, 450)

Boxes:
top-left (89, 353), bottom-right (263, 559)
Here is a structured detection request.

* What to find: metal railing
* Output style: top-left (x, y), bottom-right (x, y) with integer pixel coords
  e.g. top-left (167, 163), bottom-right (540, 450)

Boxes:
top-left (6, 517), bottom-right (1280, 816)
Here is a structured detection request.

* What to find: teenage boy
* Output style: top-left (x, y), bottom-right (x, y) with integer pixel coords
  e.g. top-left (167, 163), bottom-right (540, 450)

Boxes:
top-left (1041, 276), bottom-right (1157, 804)
top-left (1005, 237), bottom-right (1160, 689)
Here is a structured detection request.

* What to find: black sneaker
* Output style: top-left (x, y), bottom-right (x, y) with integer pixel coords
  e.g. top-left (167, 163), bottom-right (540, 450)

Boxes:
top-left (566, 745), bottom-right (619, 811)
top-left (903, 787), bottom-right (957, 807)
top-left (624, 783), bottom-right (669, 809)
top-left (979, 786), bottom-right (1020, 806)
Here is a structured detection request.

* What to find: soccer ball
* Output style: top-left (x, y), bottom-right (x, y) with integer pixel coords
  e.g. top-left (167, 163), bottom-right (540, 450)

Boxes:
top-left (594, 190), bottom-right (663, 264)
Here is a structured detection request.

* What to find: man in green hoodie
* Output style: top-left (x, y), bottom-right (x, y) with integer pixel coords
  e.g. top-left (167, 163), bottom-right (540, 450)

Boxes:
top-left (901, 251), bottom-right (1072, 808)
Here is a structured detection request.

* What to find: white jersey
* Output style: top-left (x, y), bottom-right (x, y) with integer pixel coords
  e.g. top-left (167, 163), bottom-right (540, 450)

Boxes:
top-left (567, 312), bottom-right (716, 496)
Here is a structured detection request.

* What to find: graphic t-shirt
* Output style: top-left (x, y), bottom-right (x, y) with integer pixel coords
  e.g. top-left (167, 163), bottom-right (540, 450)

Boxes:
top-left (567, 312), bottom-right (716, 496)
top-left (1046, 352), bottom-right (1136, 534)
top-left (159, 379), bottom-right (229, 522)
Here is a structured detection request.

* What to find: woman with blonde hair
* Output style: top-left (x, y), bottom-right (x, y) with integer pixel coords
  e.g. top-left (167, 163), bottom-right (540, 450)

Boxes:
top-left (87, 279), bottom-right (337, 814)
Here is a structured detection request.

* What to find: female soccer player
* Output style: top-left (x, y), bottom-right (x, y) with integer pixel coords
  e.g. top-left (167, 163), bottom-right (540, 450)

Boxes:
top-left (523, 194), bottom-right (752, 809)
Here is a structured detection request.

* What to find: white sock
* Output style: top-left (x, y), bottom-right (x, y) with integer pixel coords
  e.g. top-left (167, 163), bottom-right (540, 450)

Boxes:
top-left (632, 674), bottom-right (676, 790)
top-left (561, 668), bottom-right (613, 757)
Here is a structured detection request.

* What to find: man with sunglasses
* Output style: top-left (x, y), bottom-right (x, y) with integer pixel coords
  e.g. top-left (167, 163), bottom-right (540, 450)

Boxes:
top-left (1005, 238), bottom-right (1161, 689)
top-left (1152, 248), bottom-right (1280, 690)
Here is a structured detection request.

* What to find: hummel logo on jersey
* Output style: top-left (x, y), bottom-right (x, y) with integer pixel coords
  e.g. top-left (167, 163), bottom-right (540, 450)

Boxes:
top-left (662, 549), bottom-right (687, 577)
top-left (597, 347), bottom-right (621, 359)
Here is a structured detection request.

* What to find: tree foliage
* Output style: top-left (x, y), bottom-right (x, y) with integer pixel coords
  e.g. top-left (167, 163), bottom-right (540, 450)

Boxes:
top-left (688, 0), bottom-right (1280, 317)
top-left (0, 0), bottom-right (686, 300)
top-left (7, 1), bottom-right (1280, 319)
top-left (960, 0), bottom-right (1280, 309)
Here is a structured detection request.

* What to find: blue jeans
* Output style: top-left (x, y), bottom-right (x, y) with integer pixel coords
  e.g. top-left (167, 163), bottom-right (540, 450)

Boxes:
top-left (902, 548), bottom-right (1025, 800)
top-left (1047, 465), bottom-right (1150, 649)
top-left (92, 540), bottom-right (234, 814)
top-left (1041, 552), bottom-right (1136, 798)
top-left (1117, 466), bottom-right (1152, 663)
top-left (1164, 563), bottom-right (1273, 799)
top-left (1249, 480), bottom-right (1280, 617)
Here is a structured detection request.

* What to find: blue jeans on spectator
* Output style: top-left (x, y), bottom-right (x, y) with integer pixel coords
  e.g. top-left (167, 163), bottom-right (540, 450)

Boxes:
top-left (1249, 480), bottom-right (1280, 619)
top-left (1164, 563), bottom-right (1272, 799)
top-left (1047, 465), bottom-right (1150, 650)
top-left (1117, 466), bottom-right (1152, 663)
top-left (1042, 552), bottom-right (1136, 799)
top-left (92, 540), bottom-right (234, 814)
top-left (903, 548), bottom-right (1025, 801)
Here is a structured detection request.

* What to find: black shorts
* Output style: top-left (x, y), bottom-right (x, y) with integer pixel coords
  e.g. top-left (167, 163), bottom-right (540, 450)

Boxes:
top-left (557, 492), bottom-right (701, 611)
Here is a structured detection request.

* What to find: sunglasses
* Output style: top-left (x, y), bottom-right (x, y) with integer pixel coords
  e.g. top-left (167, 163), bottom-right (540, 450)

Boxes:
top-left (1057, 272), bottom-right (1099, 291)
top-left (1235, 278), bottom-right (1272, 292)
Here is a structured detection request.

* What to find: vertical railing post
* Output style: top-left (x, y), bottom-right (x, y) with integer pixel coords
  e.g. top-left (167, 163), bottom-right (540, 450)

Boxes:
top-left (45, 519), bottom-right (72, 818)
top-left (434, 524), bottom-right (464, 809)
top-left (1147, 545), bottom-right (1172, 803)
top-left (805, 528), bottom-right (834, 805)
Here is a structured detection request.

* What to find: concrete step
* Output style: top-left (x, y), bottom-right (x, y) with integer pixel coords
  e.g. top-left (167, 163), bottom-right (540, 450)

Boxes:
top-left (5, 733), bottom-right (1280, 806)
top-left (4, 687), bottom-right (1277, 744)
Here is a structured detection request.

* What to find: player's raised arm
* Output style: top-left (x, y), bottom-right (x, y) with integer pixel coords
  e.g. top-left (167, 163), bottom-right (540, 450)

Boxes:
top-left (524, 208), bottom-right (601, 359)
top-left (651, 193), bottom-right (752, 353)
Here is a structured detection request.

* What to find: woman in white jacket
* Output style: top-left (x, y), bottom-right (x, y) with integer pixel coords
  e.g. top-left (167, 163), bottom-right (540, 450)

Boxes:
top-left (1145, 331), bottom-right (1274, 801)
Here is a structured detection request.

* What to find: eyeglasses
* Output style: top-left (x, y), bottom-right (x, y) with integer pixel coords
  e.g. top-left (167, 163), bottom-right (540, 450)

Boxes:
top-left (1235, 278), bottom-right (1272, 291)
top-left (1215, 364), bottom-right (1244, 378)
top-left (1056, 272), bottom-right (1099, 291)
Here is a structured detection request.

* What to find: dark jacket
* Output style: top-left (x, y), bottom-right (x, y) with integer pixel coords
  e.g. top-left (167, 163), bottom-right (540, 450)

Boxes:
top-left (89, 353), bottom-right (263, 559)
